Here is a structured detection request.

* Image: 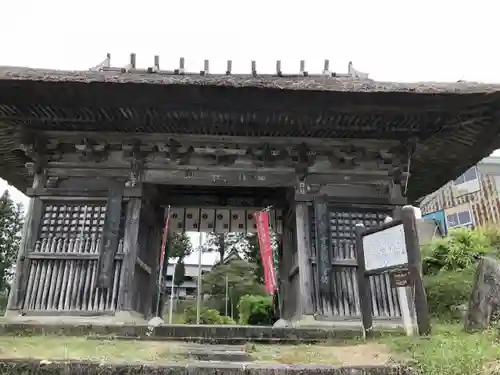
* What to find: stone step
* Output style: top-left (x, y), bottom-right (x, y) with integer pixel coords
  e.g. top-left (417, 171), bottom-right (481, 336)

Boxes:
top-left (181, 343), bottom-right (253, 362)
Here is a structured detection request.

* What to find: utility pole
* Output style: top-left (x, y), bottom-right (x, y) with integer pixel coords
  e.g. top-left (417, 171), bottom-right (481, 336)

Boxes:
top-left (195, 232), bottom-right (204, 324)
top-left (225, 275), bottom-right (229, 316)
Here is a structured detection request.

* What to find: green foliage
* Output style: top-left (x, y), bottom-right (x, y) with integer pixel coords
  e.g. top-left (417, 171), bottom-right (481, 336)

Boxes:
top-left (420, 227), bottom-right (500, 322)
top-left (385, 323), bottom-right (500, 375)
top-left (203, 232), bottom-right (280, 284)
top-left (424, 267), bottom-right (475, 321)
top-left (0, 191), bottom-right (23, 293)
top-left (168, 233), bottom-right (193, 259)
top-left (173, 260), bottom-right (185, 287)
top-left (182, 306), bottom-right (235, 324)
top-left (202, 259), bottom-right (265, 316)
top-left (238, 294), bottom-right (276, 325)
top-left (422, 227), bottom-right (492, 275)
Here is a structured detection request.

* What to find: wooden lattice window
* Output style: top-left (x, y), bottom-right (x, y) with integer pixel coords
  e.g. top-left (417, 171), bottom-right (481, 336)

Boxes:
top-left (39, 202), bottom-right (107, 239)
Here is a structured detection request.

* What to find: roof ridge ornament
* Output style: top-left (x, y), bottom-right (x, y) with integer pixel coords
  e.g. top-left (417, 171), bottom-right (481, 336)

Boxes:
top-left (89, 53), bottom-right (371, 79)
top-left (348, 61), bottom-right (369, 79)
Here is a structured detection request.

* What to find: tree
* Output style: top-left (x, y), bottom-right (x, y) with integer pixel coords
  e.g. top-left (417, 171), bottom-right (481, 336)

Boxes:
top-left (202, 259), bottom-right (265, 316)
top-left (202, 232), bottom-right (243, 262)
top-left (173, 260), bottom-right (186, 288)
top-left (0, 191), bottom-right (23, 293)
top-left (168, 233), bottom-right (193, 259)
top-left (202, 231), bottom-right (280, 284)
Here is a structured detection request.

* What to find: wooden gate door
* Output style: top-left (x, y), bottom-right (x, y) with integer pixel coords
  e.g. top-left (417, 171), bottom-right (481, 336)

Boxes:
top-left (311, 202), bottom-right (402, 321)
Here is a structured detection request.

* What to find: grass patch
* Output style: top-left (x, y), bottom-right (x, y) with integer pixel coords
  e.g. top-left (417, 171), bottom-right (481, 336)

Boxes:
top-left (0, 336), bottom-right (358, 365)
top-left (1, 322), bottom-right (499, 371)
top-left (381, 323), bottom-right (500, 375)
top-left (0, 336), bottom-right (185, 363)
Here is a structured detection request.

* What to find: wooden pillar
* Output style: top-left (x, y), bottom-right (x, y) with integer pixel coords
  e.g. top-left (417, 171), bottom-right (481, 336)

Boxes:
top-left (6, 173), bottom-right (45, 313)
top-left (117, 197), bottom-right (142, 312)
top-left (313, 199), bottom-right (331, 314)
top-left (295, 203), bottom-right (315, 316)
top-left (96, 182), bottom-right (124, 289)
top-left (401, 205), bottom-right (431, 335)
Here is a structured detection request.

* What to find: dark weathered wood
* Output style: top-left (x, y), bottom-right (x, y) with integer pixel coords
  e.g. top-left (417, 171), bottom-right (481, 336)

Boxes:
top-left (465, 257), bottom-right (500, 332)
top-left (295, 203), bottom-right (314, 315)
top-left (21, 310), bottom-right (114, 317)
top-left (354, 224), bottom-right (374, 336)
top-left (117, 198), bottom-right (142, 311)
top-left (135, 257), bottom-right (152, 275)
top-left (27, 253), bottom-right (124, 260)
top-left (7, 173), bottom-right (45, 312)
top-left (314, 200), bottom-right (330, 313)
top-left (97, 183), bottom-right (124, 288)
top-left (27, 187), bottom-right (109, 198)
top-left (26, 186), bottom-right (142, 199)
top-left (401, 205), bottom-right (431, 336)
top-left (43, 131), bottom-right (401, 150)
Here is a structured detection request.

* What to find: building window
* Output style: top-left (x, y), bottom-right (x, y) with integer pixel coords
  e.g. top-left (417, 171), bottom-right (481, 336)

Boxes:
top-left (454, 167), bottom-right (478, 185)
top-left (446, 210), bottom-right (473, 229)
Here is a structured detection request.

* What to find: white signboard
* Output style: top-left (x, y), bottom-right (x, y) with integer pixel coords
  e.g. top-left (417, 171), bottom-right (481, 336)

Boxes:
top-left (363, 223), bottom-right (408, 271)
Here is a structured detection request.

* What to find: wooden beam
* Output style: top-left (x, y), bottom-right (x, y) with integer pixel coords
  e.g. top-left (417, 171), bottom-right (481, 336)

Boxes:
top-left (42, 131), bottom-right (401, 150)
top-left (27, 253), bottom-right (124, 260)
top-left (136, 257), bottom-right (152, 275)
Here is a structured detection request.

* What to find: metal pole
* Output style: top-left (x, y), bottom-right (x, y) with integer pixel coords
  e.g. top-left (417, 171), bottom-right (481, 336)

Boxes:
top-left (225, 275), bottom-right (229, 316)
top-left (196, 232), bottom-right (204, 324)
top-left (168, 259), bottom-right (178, 324)
top-left (230, 291), bottom-right (234, 319)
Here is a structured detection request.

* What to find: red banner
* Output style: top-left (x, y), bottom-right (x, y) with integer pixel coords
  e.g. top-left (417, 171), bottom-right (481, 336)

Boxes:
top-left (158, 209), bottom-right (172, 284)
top-left (254, 211), bottom-right (277, 294)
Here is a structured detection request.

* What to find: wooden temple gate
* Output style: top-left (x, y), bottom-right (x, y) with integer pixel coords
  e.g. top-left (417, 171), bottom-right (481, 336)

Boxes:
top-left (9, 174), bottom-right (404, 322)
top-left (2, 56), bottom-right (499, 326)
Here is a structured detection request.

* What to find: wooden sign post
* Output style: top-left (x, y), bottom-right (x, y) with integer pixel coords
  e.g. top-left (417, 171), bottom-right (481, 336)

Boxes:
top-left (355, 205), bottom-right (431, 337)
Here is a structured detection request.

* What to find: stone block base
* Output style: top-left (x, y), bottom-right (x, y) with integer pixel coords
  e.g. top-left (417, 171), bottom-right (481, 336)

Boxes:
top-left (275, 315), bottom-right (363, 330)
top-left (3, 309), bottom-right (147, 325)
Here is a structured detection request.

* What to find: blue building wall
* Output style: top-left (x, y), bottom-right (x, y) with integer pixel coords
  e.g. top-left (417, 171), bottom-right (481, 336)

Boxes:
top-left (423, 210), bottom-right (447, 235)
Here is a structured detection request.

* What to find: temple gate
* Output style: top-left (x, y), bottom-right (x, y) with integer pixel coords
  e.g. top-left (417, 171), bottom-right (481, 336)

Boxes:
top-left (1, 56), bottom-right (500, 326)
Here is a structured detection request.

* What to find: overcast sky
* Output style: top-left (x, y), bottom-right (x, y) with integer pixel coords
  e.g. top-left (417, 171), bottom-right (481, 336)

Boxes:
top-left (0, 0), bottom-right (498, 261)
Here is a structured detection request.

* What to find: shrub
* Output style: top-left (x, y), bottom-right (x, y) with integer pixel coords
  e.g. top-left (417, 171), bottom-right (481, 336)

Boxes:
top-left (422, 227), bottom-right (491, 275)
top-left (182, 306), bottom-right (234, 324)
top-left (424, 267), bottom-right (476, 321)
top-left (238, 294), bottom-right (276, 326)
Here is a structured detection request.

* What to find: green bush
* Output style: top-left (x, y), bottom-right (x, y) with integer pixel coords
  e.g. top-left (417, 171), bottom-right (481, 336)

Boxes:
top-left (182, 306), bottom-right (234, 325)
top-left (422, 227), bottom-right (491, 275)
top-left (238, 294), bottom-right (276, 326)
top-left (424, 267), bottom-right (476, 321)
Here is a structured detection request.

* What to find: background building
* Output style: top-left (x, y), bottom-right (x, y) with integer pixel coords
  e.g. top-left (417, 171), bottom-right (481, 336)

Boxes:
top-left (420, 156), bottom-right (500, 233)
top-left (165, 262), bottom-right (213, 298)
